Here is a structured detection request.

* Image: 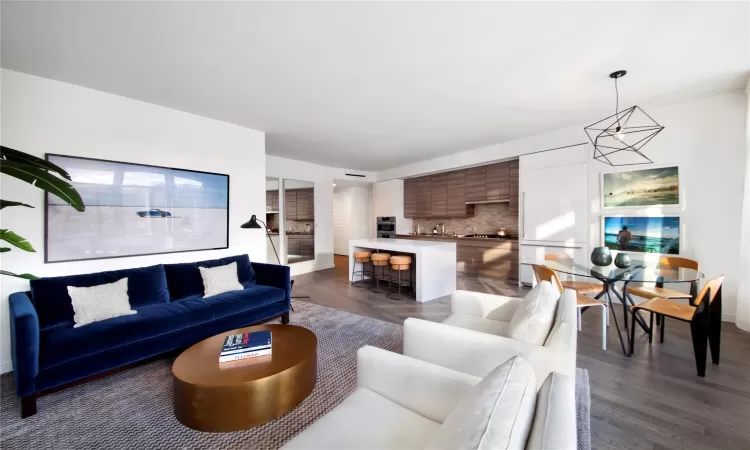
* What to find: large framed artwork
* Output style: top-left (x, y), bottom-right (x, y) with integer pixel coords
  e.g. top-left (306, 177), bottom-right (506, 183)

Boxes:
top-left (602, 166), bottom-right (679, 208)
top-left (602, 216), bottom-right (680, 255)
top-left (45, 154), bottom-right (229, 263)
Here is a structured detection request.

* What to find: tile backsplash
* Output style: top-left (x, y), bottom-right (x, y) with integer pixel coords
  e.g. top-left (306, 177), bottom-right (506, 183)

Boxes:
top-left (264, 213), bottom-right (314, 233)
top-left (412, 203), bottom-right (519, 236)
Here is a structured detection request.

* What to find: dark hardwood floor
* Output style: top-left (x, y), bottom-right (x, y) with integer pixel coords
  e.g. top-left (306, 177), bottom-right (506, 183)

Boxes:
top-left (290, 255), bottom-right (750, 450)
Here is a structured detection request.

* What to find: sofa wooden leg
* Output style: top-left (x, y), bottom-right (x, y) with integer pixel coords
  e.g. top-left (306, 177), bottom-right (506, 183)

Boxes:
top-left (21, 395), bottom-right (37, 418)
top-left (281, 311), bottom-right (290, 324)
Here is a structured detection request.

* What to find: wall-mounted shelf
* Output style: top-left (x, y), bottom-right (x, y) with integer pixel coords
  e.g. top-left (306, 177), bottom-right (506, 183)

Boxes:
top-left (266, 210), bottom-right (279, 214)
top-left (465, 199), bottom-right (510, 205)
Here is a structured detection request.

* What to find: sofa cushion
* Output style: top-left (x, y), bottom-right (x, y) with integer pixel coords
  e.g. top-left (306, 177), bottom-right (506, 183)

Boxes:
top-left (200, 262), bottom-right (244, 297)
top-left (282, 387), bottom-right (440, 450)
top-left (441, 313), bottom-right (510, 336)
top-left (164, 255), bottom-right (256, 300)
top-left (508, 281), bottom-right (559, 346)
top-left (185, 285), bottom-right (286, 320)
top-left (39, 298), bottom-right (214, 369)
top-left (424, 356), bottom-right (537, 450)
top-left (30, 264), bottom-right (169, 327)
top-left (527, 372), bottom-right (577, 450)
top-left (68, 278), bottom-right (136, 328)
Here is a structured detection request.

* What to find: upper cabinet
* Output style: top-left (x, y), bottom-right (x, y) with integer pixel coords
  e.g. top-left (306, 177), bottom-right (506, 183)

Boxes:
top-left (403, 160), bottom-right (518, 218)
top-left (266, 190), bottom-right (279, 212)
top-left (284, 188), bottom-right (314, 221)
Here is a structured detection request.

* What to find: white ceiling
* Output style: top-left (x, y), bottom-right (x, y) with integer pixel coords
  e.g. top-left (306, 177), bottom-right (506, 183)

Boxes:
top-left (2, 1), bottom-right (748, 171)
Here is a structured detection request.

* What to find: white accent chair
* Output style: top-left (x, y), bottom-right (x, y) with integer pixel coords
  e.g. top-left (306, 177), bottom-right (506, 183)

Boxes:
top-left (402, 289), bottom-right (578, 385)
top-left (282, 347), bottom-right (576, 450)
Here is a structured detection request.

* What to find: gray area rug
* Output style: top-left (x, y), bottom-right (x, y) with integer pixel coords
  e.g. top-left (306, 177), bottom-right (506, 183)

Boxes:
top-left (0, 300), bottom-right (591, 449)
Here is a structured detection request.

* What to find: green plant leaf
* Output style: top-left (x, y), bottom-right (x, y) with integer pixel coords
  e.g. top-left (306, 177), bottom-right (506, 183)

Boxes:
top-left (0, 160), bottom-right (85, 211)
top-left (0, 247), bottom-right (10, 253)
top-left (0, 270), bottom-right (39, 280)
top-left (0, 200), bottom-right (34, 210)
top-left (0, 229), bottom-right (36, 252)
top-left (0, 146), bottom-right (72, 180)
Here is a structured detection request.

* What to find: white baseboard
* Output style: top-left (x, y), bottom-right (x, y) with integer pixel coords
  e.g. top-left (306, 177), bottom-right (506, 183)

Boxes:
top-left (1, 360), bottom-right (13, 375)
top-left (722, 312), bottom-right (736, 323)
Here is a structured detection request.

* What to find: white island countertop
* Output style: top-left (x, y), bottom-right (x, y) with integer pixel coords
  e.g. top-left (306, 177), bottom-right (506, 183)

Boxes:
top-left (348, 238), bottom-right (457, 302)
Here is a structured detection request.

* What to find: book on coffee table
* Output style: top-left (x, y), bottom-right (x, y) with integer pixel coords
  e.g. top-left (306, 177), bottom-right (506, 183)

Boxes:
top-left (219, 330), bottom-right (272, 363)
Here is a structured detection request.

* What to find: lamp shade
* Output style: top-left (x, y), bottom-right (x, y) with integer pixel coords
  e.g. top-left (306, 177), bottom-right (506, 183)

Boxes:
top-left (240, 215), bottom-right (262, 229)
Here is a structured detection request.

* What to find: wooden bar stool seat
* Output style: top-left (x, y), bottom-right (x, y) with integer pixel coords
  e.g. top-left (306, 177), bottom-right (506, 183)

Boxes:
top-left (351, 251), bottom-right (373, 288)
top-left (368, 253), bottom-right (391, 292)
top-left (388, 255), bottom-right (413, 300)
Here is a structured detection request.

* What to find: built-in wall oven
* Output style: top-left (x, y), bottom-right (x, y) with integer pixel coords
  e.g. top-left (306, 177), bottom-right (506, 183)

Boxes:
top-left (376, 216), bottom-right (396, 238)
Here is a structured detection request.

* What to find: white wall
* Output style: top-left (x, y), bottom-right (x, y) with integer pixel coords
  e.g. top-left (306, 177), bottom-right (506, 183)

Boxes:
top-left (0, 70), bottom-right (267, 373)
top-left (377, 91), bottom-right (748, 323)
top-left (372, 179), bottom-right (413, 236)
top-left (266, 155), bottom-right (375, 275)
top-left (737, 79), bottom-right (750, 331)
top-left (333, 186), bottom-right (373, 254)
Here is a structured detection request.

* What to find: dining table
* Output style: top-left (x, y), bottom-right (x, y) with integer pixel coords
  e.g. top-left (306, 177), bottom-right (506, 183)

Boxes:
top-left (537, 258), bottom-right (704, 355)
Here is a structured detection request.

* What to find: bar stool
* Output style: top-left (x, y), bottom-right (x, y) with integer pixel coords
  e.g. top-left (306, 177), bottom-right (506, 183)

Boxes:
top-left (369, 253), bottom-right (391, 292)
top-left (388, 255), bottom-right (413, 300)
top-left (351, 251), bottom-right (373, 288)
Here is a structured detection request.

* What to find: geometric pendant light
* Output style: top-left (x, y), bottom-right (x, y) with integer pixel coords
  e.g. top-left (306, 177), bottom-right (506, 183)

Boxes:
top-left (584, 70), bottom-right (664, 166)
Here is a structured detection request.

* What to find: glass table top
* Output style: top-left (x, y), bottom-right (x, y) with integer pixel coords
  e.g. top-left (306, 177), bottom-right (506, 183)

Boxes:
top-left (534, 258), bottom-right (704, 284)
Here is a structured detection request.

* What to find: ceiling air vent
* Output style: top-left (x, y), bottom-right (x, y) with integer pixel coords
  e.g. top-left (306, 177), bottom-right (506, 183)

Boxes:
top-left (344, 173), bottom-right (366, 178)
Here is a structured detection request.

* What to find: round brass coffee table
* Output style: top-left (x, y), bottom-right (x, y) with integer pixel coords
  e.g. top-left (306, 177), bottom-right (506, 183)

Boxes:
top-left (173, 324), bottom-right (317, 432)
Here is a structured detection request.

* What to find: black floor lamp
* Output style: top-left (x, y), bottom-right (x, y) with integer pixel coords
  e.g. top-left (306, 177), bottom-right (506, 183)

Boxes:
top-left (241, 215), bottom-right (310, 307)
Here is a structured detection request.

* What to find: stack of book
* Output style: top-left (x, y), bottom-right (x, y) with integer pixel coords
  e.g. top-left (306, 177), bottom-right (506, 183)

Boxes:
top-left (219, 330), bottom-right (272, 363)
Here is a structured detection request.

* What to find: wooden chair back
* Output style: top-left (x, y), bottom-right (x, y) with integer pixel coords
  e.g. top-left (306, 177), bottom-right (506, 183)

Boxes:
top-left (532, 264), bottom-right (564, 294)
top-left (544, 253), bottom-right (571, 261)
top-left (659, 256), bottom-right (700, 271)
top-left (694, 275), bottom-right (725, 307)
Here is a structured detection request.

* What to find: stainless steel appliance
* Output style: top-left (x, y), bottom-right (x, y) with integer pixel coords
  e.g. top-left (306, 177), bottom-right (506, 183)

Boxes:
top-left (376, 216), bottom-right (396, 238)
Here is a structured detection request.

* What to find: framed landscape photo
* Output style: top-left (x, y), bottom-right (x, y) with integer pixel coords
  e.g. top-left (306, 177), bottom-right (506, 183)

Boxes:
top-left (602, 216), bottom-right (680, 255)
top-left (45, 154), bottom-right (229, 263)
top-left (602, 166), bottom-right (680, 208)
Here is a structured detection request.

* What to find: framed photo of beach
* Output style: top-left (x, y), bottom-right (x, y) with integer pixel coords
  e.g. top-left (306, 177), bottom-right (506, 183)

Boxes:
top-left (45, 154), bottom-right (230, 263)
top-left (602, 216), bottom-right (681, 255)
top-left (601, 166), bottom-right (680, 208)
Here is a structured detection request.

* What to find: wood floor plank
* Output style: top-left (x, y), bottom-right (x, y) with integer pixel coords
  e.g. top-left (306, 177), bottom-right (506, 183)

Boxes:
top-left (292, 256), bottom-right (750, 449)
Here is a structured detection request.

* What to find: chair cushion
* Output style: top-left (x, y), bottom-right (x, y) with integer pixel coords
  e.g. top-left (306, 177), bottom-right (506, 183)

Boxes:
top-left (39, 298), bottom-right (214, 369)
top-left (441, 313), bottom-right (510, 336)
top-left (183, 285), bottom-right (286, 320)
top-left (164, 255), bottom-right (256, 300)
top-left (282, 387), bottom-right (440, 450)
top-left (424, 356), bottom-right (537, 450)
top-left (30, 264), bottom-right (169, 327)
top-left (527, 372), bottom-right (577, 450)
top-left (508, 281), bottom-right (559, 345)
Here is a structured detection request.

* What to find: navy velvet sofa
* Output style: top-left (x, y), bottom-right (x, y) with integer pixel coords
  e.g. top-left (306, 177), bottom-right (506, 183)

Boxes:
top-left (9, 254), bottom-right (291, 417)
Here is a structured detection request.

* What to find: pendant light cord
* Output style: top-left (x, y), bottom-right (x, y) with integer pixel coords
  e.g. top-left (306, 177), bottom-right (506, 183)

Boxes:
top-left (614, 77), bottom-right (621, 129)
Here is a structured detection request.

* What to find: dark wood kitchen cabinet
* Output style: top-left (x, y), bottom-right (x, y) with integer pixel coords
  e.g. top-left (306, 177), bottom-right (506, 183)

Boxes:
top-left (416, 177), bottom-right (432, 218)
top-left (285, 189), bottom-right (297, 220)
top-left (509, 160), bottom-right (519, 213)
top-left (465, 166), bottom-right (486, 203)
top-left (266, 190), bottom-right (279, 212)
top-left (430, 173), bottom-right (449, 217)
top-left (486, 162), bottom-right (510, 201)
top-left (445, 170), bottom-right (472, 217)
top-left (404, 178), bottom-right (418, 218)
top-left (283, 188), bottom-right (314, 220)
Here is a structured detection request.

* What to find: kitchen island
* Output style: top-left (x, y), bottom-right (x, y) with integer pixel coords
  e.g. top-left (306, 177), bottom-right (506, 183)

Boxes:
top-left (348, 238), bottom-right (456, 302)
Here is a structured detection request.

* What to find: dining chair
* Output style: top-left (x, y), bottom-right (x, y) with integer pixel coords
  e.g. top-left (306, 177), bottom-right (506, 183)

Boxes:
top-left (532, 264), bottom-right (608, 350)
top-left (623, 256), bottom-right (700, 304)
top-left (544, 253), bottom-right (605, 296)
top-left (629, 275), bottom-right (724, 377)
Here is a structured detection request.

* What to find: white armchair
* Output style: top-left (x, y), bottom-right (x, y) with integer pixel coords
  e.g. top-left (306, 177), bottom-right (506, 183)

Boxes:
top-left (282, 347), bottom-right (576, 450)
top-left (403, 288), bottom-right (578, 385)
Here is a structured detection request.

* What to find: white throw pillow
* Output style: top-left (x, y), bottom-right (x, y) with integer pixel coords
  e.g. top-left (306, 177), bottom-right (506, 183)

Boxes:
top-left (68, 278), bottom-right (136, 328)
top-left (527, 372), bottom-right (577, 450)
top-left (424, 356), bottom-right (537, 450)
top-left (200, 262), bottom-right (244, 298)
top-left (508, 281), bottom-right (559, 345)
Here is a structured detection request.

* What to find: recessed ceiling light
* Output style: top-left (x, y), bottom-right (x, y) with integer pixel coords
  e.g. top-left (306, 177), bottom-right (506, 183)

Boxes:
top-left (332, 183), bottom-right (337, 187)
